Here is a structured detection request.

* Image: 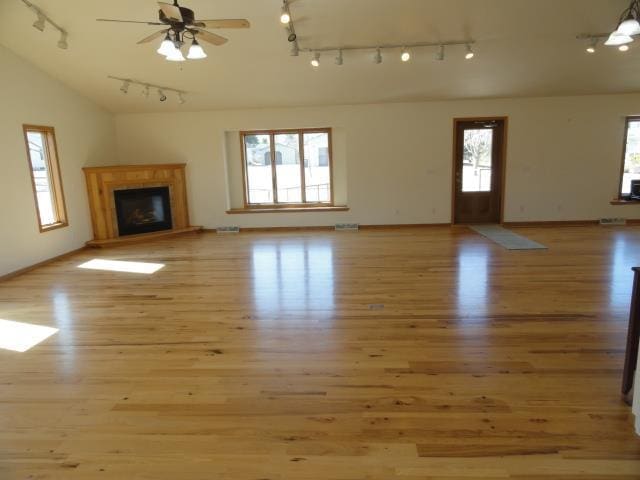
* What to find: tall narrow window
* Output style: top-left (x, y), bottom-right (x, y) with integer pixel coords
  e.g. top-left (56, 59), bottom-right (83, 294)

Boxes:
top-left (23, 125), bottom-right (68, 231)
top-left (241, 128), bottom-right (332, 207)
top-left (620, 116), bottom-right (640, 199)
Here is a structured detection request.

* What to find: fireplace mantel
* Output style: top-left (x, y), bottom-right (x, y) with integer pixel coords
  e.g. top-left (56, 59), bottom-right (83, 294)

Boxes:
top-left (83, 164), bottom-right (201, 247)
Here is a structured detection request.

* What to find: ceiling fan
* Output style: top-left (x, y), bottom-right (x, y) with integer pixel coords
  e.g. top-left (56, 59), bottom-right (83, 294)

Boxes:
top-left (97, 0), bottom-right (250, 61)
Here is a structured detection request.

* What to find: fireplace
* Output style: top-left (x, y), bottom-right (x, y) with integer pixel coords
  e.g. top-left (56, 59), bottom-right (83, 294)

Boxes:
top-left (114, 187), bottom-right (173, 236)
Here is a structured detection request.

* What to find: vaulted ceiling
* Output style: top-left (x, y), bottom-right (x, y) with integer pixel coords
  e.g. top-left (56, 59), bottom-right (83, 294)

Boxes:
top-left (0, 0), bottom-right (637, 113)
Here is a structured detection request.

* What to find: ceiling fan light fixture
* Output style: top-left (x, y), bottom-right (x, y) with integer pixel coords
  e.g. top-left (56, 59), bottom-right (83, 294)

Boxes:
top-left (618, 14), bottom-right (640, 36)
top-left (157, 32), bottom-right (176, 56)
top-left (187, 38), bottom-right (207, 59)
top-left (311, 52), bottom-right (320, 67)
top-left (165, 46), bottom-right (186, 62)
top-left (605, 31), bottom-right (634, 46)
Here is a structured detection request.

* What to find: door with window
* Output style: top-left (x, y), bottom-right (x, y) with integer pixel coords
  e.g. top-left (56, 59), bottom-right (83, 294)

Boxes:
top-left (453, 118), bottom-right (506, 224)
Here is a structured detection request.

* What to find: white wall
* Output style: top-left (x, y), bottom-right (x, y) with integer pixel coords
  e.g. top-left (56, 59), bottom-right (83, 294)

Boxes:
top-left (114, 94), bottom-right (640, 229)
top-left (0, 45), bottom-right (115, 276)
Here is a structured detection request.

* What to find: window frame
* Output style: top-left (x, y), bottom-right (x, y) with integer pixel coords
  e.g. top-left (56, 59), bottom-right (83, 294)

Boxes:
top-left (22, 125), bottom-right (68, 232)
top-left (240, 128), bottom-right (334, 209)
top-left (618, 116), bottom-right (640, 200)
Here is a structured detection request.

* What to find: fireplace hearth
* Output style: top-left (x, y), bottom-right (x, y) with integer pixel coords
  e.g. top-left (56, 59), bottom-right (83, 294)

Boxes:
top-left (114, 187), bottom-right (173, 236)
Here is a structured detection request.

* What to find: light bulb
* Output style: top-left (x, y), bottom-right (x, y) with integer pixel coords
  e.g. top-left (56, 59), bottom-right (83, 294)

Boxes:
top-left (166, 47), bottom-right (186, 62)
top-left (465, 44), bottom-right (475, 60)
top-left (401, 48), bottom-right (411, 62)
top-left (280, 6), bottom-right (290, 24)
top-left (311, 52), bottom-right (320, 67)
top-left (620, 44), bottom-right (631, 52)
top-left (187, 39), bottom-right (207, 59)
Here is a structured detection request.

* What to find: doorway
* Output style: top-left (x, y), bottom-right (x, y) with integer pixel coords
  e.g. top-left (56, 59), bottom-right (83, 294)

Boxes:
top-left (452, 118), bottom-right (507, 224)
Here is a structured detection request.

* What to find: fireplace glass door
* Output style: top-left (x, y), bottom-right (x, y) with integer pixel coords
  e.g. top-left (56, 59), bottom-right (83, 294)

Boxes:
top-left (114, 187), bottom-right (173, 236)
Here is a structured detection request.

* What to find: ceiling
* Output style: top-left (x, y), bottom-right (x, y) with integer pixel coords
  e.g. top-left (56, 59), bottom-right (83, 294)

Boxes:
top-left (0, 0), bottom-right (638, 113)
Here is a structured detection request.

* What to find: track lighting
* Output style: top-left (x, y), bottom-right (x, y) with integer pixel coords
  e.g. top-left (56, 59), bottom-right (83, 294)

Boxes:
top-left (290, 41), bottom-right (299, 56)
top-left (335, 49), bottom-right (343, 65)
top-left (32, 12), bottom-right (45, 32)
top-left (57, 31), bottom-right (68, 50)
top-left (109, 76), bottom-right (186, 104)
top-left (158, 89), bottom-right (167, 102)
top-left (374, 48), bottom-right (382, 64)
top-left (401, 48), bottom-right (411, 62)
top-left (120, 81), bottom-right (131, 94)
top-left (436, 45), bottom-right (445, 61)
top-left (187, 38), bottom-right (207, 59)
top-left (465, 44), bottom-right (475, 59)
top-left (311, 52), bottom-right (320, 67)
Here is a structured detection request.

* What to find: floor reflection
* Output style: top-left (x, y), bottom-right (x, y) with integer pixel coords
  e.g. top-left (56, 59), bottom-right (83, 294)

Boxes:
top-left (53, 289), bottom-right (76, 372)
top-left (610, 233), bottom-right (634, 311)
top-left (251, 239), bottom-right (335, 319)
top-left (456, 242), bottom-right (491, 317)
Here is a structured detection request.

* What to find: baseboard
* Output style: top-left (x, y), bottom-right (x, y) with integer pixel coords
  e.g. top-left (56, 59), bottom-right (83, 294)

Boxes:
top-left (505, 219), bottom-right (640, 227)
top-left (204, 223), bottom-right (452, 233)
top-left (0, 246), bottom-right (87, 283)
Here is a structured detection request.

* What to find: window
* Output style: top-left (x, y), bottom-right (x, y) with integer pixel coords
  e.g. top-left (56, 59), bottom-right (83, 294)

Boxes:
top-left (620, 116), bottom-right (640, 199)
top-left (23, 125), bottom-right (68, 231)
top-left (462, 128), bottom-right (494, 192)
top-left (241, 128), bottom-right (332, 207)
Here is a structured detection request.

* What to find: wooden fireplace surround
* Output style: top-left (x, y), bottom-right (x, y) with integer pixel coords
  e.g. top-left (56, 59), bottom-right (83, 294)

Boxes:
top-left (83, 164), bottom-right (201, 247)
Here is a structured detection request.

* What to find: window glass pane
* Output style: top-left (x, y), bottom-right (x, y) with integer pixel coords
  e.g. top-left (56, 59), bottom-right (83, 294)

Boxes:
top-left (274, 133), bottom-right (302, 203)
top-left (622, 120), bottom-right (640, 195)
top-left (462, 129), bottom-right (493, 193)
top-left (244, 134), bottom-right (274, 204)
top-left (26, 131), bottom-right (56, 225)
top-left (303, 132), bottom-right (331, 202)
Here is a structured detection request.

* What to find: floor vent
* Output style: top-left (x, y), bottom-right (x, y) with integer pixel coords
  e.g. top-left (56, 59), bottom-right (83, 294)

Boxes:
top-left (217, 226), bottom-right (241, 233)
top-left (335, 223), bottom-right (359, 231)
top-left (600, 218), bottom-right (627, 226)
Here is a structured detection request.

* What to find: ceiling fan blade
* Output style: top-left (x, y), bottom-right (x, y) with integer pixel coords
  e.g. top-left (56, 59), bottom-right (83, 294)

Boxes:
top-left (137, 29), bottom-right (168, 44)
top-left (158, 2), bottom-right (183, 22)
top-left (195, 29), bottom-right (228, 46)
top-left (192, 19), bottom-right (251, 29)
top-left (97, 19), bottom-right (164, 25)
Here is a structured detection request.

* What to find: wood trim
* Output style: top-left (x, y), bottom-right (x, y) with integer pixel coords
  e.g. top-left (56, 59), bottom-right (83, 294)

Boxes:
top-left (83, 163), bottom-right (186, 173)
top-left (227, 206), bottom-right (349, 214)
top-left (23, 125), bottom-right (69, 232)
top-left (618, 116), bottom-right (640, 200)
top-left (0, 246), bottom-right (86, 283)
top-left (611, 199), bottom-right (640, 205)
top-left (451, 117), bottom-right (508, 225)
top-left (239, 128), bottom-right (334, 208)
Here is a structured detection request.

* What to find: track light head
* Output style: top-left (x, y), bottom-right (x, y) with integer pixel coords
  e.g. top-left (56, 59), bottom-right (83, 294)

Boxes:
top-left (142, 85), bottom-right (150, 99)
top-left (57, 31), bottom-right (68, 50)
top-left (311, 52), bottom-right (320, 67)
top-left (374, 48), bottom-right (382, 64)
top-left (290, 41), bottom-right (299, 56)
top-left (280, 4), bottom-right (291, 24)
top-left (436, 45), bottom-right (445, 61)
top-left (465, 44), bottom-right (475, 60)
top-left (586, 37), bottom-right (598, 53)
top-left (178, 92), bottom-right (186, 104)
top-left (158, 89), bottom-right (167, 102)
top-left (400, 48), bottom-right (411, 62)
top-left (120, 81), bottom-right (131, 94)
top-left (335, 49), bottom-right (343, 65)
top-left (33, 12), bottom-right (45, 32)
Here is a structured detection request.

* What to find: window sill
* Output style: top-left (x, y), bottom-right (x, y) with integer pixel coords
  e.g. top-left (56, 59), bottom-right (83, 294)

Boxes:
top-left (610, 198), bottom-right (640, 205)
top-left (226, 206), bottom-right (349, 214)
top-left (39, 221), bottom-right (68, 233)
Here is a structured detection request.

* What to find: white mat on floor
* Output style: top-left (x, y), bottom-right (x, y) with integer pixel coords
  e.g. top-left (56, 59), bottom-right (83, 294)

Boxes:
top-left (470, 225), bottom-right (547, 250)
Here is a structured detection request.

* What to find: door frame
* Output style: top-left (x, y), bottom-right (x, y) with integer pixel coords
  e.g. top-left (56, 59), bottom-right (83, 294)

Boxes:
top-left (451, 116), bottom-right (509, 225)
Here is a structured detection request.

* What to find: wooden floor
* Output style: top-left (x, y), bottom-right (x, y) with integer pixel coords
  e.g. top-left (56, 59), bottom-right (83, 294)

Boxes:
top-left (1, 226), bottom-right (640, 479)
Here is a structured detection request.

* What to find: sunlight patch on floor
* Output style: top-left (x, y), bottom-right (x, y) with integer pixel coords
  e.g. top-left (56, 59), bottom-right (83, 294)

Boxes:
top-left (0, 319), bottom-right (59, 352)
top-left (78, 259), bottom-right (165, 274)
